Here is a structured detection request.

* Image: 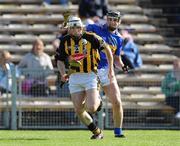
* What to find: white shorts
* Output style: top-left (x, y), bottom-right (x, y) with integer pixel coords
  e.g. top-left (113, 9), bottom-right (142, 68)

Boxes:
top-left (97, 67), bottom-right (115, 86)
top-left (69, 72), bottom-right (98, 94)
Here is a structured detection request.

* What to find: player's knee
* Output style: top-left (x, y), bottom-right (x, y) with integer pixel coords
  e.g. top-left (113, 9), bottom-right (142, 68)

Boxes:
top-left (74, 107), bottom-right (84, 115)
top-left (86, 105), bottom-right (97, 113)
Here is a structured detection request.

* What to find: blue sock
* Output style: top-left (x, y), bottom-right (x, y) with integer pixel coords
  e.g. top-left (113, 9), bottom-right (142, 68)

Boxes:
top-left (114, 128), bottom-right (123, 136)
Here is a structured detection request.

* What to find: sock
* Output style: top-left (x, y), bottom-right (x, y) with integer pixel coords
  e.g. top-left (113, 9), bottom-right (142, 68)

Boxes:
top-left (114, 128), bottom-right (123, 136)
top-left (88, 123), bottom-right (101, 135)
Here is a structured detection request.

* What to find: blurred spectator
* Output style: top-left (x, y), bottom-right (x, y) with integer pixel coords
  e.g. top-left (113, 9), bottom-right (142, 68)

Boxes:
top-left (18, 38), bottom-right (53, 96)
top-left (161, 59), bottom-right (180, 119)
top-left (0, 51), bottom-right (18, 94)
top-left (43, 0), bottom-right (69, 6)
top-left (78, 0), bottom-right (108, 25)
top-left (120, 29), bottom-right (143, 69)
top-left (18, 38), bottom-right (53, 76)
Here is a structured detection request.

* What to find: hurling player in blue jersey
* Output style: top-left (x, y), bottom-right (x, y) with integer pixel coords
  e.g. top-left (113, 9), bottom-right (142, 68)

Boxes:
top-left (86, 10), bottom-right (127, 138)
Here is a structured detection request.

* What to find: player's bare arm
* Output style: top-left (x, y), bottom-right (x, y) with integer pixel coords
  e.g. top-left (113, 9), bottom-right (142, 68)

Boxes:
top-left (57, 60), bottom-right (68, 82)
top-left (102, 43), bottom-right (115, 79)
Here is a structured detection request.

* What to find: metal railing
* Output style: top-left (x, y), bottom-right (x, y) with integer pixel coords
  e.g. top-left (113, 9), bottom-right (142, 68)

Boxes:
top-left (0, 68), bottom-right (179, 130)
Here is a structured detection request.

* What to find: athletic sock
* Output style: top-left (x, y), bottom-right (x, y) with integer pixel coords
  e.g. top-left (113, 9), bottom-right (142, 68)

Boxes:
top-left (88, 123), bottom-right (101, 135)
top-left (114, 128), bottom-right (123, 136)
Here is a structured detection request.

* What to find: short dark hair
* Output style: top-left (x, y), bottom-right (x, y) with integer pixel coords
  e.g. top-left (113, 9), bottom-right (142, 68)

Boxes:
top-left (107, 11), bottom-right (121, 19)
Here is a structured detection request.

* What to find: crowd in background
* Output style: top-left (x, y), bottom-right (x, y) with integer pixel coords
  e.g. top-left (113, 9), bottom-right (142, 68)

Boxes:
top-left (0, 0), bottom-right (179, 124)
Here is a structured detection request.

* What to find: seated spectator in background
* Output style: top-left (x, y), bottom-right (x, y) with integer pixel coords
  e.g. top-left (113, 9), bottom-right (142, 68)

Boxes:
top-left (161, 59), bottom-right (180, 119)
top-left (0, 51), bottom-right (18, 94)
top-left (120, 29), bottom-right (143, 70)
top-left (18, 38), bottom-right (53, 96)
top-left (43, 0), bottom-right (69, 6)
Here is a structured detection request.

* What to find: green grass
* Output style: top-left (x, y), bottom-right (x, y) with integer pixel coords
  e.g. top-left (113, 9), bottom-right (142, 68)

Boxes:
top-left (0, 130), bottom-right (179, 146)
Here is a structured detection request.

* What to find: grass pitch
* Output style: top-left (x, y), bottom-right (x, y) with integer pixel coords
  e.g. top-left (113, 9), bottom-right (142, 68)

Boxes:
top-left (0, 130), bottom-right (179, 146)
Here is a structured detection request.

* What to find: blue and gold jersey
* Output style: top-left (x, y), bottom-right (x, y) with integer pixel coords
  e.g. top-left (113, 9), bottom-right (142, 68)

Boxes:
top-left (86, 24), bottom-right (123, 69)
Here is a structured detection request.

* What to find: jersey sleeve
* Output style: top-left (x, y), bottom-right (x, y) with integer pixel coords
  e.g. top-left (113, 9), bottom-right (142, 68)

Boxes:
top-left (92, 33), bottom-right (107, 51)
top-left (55, 38), bottom-right (68, 61)
top-left (86, 24), bottom-right (101, 34)
top-left (86, 24), bottom-right (95, 32)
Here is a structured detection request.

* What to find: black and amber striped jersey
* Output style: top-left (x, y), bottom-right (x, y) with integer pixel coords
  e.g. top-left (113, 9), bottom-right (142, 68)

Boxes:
top-left (56, 31), bottom-right (106, 73)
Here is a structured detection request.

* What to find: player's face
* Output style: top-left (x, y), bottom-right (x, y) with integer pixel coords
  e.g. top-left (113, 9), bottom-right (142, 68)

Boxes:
top-left (67, 27), bottom-right (74, 35)
top-left (68, 26), bottom-right (83, 37)
top-left (107, 17), bottom-right (120, 31)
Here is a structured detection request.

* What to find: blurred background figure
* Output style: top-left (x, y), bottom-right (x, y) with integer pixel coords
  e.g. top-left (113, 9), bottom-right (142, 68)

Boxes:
top-left (78, 0), bottom-right (108, 25)
top-left (0, 51), bottom-right (17, 94)
top-left (161, 59), bottom-right (180, 119)
top-left (18, 38), bottom-right (53, 96)
top-left (18, 38), bottom-right (53, 76)
top-left (43, 0), bottom-right (69, 6)
top-left (120, 29), bottom-right (143, 70)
